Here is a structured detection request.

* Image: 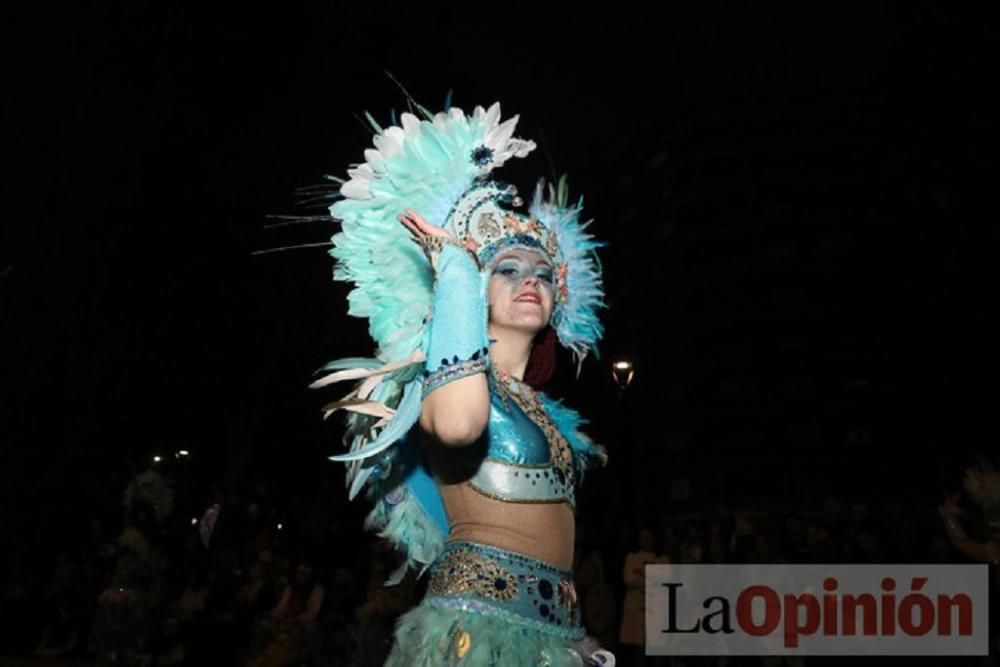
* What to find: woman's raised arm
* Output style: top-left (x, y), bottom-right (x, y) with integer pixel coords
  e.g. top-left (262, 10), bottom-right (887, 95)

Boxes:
top-left (398, 209), bottom-right (490, 447)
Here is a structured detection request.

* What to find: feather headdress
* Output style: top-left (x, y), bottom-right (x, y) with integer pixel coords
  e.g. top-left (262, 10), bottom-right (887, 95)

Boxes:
top-left (314, 101), bottom-right (606, 583)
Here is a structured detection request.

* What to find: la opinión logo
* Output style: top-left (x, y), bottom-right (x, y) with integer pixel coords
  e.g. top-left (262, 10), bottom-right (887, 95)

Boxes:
top-left (645, 564), bottom-right (987, 656)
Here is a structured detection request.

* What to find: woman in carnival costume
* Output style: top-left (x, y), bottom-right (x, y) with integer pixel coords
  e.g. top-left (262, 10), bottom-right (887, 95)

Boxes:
top-left (313, 99), bottom-right (615, 665)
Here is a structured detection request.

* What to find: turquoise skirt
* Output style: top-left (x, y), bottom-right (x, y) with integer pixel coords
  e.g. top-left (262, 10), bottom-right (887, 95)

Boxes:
top-left (385, 541), bottom-right (596, 666)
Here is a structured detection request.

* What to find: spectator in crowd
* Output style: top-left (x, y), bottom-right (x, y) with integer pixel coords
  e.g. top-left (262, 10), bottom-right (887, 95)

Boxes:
top-left (619, 527), bottom-right (670, 666)
top-left (245, 556), bottom-right (324, 667)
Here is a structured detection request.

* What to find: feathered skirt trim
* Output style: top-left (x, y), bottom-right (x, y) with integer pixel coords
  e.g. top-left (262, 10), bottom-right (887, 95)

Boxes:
top-left (385, 598), bottom-right (587, 666)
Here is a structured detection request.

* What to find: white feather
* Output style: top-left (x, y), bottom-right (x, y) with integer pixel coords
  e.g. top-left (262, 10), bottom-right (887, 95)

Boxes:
top-left (364, 149), bottom-right (386, 174)
top-left (485, 115), bottom-right (518, 151)
top-left (357, 373), bottom-right (383, 401)
top-left (322, 398), bottom-right (395, 420)
top-left (341, 179), bottom-right (371, 200)
top-left (484, 102), bottom-right (501, 129)
top-left (309, 349), bottom-right (424, 389)
top-left (401, 112), bottom-right (421, 136)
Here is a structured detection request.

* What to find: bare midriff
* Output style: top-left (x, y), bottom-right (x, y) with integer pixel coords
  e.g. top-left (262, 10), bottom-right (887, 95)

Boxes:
top-left (436, 481), bottom-right (576, 571)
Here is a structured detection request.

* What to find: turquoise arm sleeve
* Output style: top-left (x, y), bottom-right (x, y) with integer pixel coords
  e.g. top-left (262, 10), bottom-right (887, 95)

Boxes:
top-left (422, 242), bottom-right (490, 396)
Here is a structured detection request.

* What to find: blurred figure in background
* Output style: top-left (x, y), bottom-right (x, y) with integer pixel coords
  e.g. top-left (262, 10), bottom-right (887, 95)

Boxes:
top-left (619, 527), bottom-right (670, 666)
top-left (245, 555), bottom-right (324, 667)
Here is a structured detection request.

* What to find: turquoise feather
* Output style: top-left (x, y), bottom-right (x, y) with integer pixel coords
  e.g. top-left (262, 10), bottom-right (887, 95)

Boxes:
top-left (327, 378), bottom-right (422, 463)
top-left (385, 602), bottom-right (587, 666)
top-left (316, 357), bottom-right (382, 372)
top-left (538, 393), bottom-right (608, 483)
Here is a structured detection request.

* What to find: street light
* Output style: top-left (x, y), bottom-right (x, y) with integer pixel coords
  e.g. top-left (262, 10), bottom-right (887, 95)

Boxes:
top-left (611, 359), bottom-right (638, 518)
top-left (612, 360), bottom-right (635, 390)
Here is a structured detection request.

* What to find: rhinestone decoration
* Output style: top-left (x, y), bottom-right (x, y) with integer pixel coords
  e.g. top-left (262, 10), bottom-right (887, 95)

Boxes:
top-left (425, 542), bottom-right (585, 640)
top-left (422, 348), bottom-right (490, 396)
top-left (429, 547), bottom-right (519, 602)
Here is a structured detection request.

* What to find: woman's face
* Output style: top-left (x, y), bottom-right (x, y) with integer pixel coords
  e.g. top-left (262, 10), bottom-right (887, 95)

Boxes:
top-left (488, 248), bottom-right (555, 334)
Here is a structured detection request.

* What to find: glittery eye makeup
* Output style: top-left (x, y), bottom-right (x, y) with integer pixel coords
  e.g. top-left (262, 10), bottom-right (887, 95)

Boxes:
top-left (492, 257), bottom-right (554, 288)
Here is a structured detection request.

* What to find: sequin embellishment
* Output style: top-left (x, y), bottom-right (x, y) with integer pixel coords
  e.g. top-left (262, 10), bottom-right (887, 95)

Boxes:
top-left (490, 368), bottom-right (576, 491)
top-left (429, 547), bottom-right (519, 602)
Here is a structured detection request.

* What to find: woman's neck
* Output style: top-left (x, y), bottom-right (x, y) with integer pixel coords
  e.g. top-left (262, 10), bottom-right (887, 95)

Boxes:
top-left (487, 325), bottom-right (534, 380)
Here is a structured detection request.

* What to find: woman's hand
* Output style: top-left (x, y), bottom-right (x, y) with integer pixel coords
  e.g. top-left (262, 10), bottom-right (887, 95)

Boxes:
top-left (397, 209), bottom-right (479, 255)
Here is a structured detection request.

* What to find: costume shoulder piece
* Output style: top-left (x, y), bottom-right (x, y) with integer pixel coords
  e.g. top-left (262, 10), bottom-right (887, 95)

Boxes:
top-left (313, 100), bottom-right (606, 584)
top-left (537, 392), bottom-right (608, 481)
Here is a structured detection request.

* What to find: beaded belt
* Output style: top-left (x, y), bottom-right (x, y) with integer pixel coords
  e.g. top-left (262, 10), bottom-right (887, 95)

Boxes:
top-left (425, 540), bottom-right (584, 640)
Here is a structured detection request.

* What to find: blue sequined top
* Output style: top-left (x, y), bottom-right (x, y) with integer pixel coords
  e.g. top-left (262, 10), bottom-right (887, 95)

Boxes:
top-left (465, 380), bottom-right (577, 507)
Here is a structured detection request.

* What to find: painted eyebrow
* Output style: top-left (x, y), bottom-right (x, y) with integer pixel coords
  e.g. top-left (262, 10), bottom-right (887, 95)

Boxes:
top-left (495, 255), bottom-right (553, 270)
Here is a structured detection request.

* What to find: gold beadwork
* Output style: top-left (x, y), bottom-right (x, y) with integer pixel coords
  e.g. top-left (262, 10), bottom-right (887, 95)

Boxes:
top-left (556, 262), bottom-right (569, 304)
top-left (546, 231), bottom-right (559, 261)
top-left (429, 547), bottom-right (519, 602)
top-left (559, 579), bottom-right (578, 620)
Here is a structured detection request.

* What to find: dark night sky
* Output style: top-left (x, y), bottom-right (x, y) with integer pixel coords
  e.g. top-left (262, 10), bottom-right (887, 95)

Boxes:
top-left (3, 3), bottom-right (998, 524)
